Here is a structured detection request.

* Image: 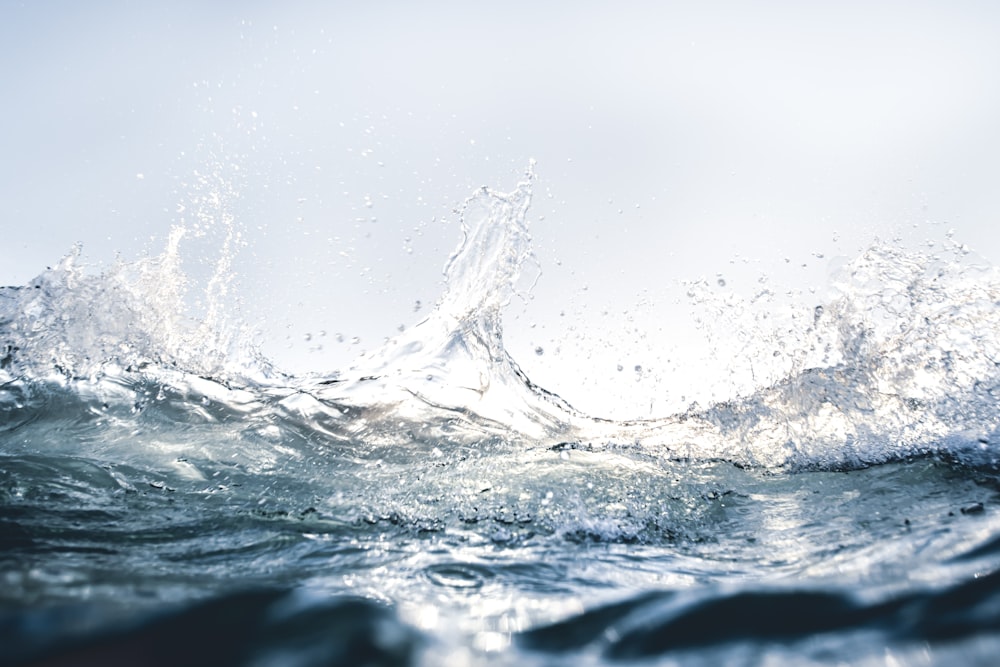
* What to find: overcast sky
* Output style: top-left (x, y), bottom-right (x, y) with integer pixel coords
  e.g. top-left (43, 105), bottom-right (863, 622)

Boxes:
top-left (3, 1), bottom-right (999, 417)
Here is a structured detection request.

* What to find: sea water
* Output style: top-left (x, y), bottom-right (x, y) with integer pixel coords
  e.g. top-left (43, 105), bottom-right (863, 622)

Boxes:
top-left (3, 170), bottom-right (1000, 666)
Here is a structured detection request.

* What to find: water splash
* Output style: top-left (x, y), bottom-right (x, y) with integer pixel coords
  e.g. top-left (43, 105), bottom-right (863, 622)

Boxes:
top-left (305, 163), bottom-right (580, 442)
top-left (3, 170), bottom-right (1000, 472)
top-left (0, 145), bottom-right (268, 389)
top-left (6, 171), bottom-right (1000, 667)
top-left (611, 239), bottom-right (1000, 469)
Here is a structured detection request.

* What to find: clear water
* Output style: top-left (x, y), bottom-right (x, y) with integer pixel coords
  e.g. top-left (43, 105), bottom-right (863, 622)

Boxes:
top-left (3, 170), bottom-right (1000, 666)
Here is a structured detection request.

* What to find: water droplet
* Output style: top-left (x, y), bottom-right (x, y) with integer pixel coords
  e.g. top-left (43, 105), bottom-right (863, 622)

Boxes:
top-left (717, 277), bottom-right (726, 287)
top-left (534, 346), bottom-right (544, 356)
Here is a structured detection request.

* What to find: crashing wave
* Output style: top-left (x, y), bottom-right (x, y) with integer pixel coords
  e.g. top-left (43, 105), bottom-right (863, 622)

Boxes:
top-left (2, 171), bottom-right (1000, 472)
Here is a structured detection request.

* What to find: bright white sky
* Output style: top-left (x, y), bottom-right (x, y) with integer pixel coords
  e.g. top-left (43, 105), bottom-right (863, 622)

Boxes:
top-left (2, 1), bottom-right (999, 418)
